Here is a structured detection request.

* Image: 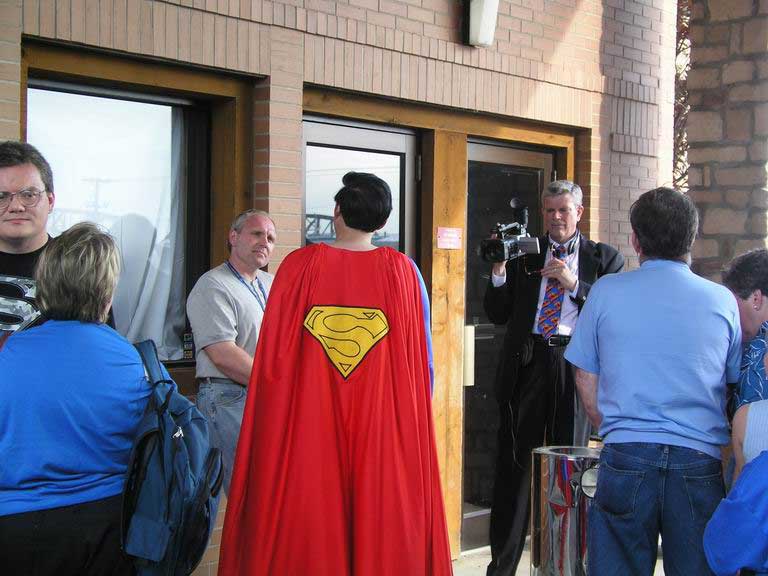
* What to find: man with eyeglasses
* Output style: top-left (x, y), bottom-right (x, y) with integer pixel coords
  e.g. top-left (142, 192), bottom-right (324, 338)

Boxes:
top-left (483, 180), bottom-right (624, 576)
top-left (0, 141), bottom-right (56, 341)
top-left (186, 209), bottom-right (276, 495)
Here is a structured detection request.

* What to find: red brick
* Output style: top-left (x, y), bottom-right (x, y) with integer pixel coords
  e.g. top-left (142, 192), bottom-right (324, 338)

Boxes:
top-left (508, 4), bottom-right (532, 21)
top-left (743, 18), bottom-right (768, 54)
top-left (730, 82), bottom-right (768, 102)
top-left (723, 60), bottom-right (755, 84)
top-left (520, 46), bottom-right (542, 61)
top-left (337, 3), bottom-right (365, 21)
top-left (379, 0), bottom-right (407, 17)
top-left (396, 16), bottom-right (422, 34)
top-left (367, 11), bottom-right (395, 28)
top-left (407, 5), bottom-right (434, 24)
top-left (709, 0), bottom-right (754, 21)
top-left (727, 108), bottom-right (752, 140)
top-left (687, 67), bottom-right (720, 89)
top-left (756, 103), bottom-right (768, 135)
top-left (693, 43), bottom-right (731, 67)
top-left (716, 165), bottom-right (768, 186)
top-left (687, 145), bottom-right (747, 163)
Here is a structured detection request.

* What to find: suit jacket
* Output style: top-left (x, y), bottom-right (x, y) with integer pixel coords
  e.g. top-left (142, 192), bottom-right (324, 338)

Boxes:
top-left (483, 234), bottom-right (624, 396)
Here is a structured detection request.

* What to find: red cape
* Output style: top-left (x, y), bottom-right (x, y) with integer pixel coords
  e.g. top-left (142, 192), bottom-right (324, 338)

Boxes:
top-left (219, 244), bottom-right (452, 575)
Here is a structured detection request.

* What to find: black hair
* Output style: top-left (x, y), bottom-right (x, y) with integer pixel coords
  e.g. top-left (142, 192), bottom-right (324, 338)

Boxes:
top-left (723, 249), bottom-right (768, 299)
top-left (333, 172), bottom-right (392, 233)
top-left (0, 141), bottom-right (54, 194)
top-left (630, 187), bottom-right (698, 261)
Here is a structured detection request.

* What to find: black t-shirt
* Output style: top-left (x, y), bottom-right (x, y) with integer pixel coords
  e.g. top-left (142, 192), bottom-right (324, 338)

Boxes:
top-left (0, 240), bottom-right (115, 334)
top-left (0, 243), bottom-right (46, 279)
top-left (0, 242), bottom-right (48, 333)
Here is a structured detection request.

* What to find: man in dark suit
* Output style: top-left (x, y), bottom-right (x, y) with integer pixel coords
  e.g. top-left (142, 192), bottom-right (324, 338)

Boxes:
top-left (483, 180), bottom-right (624, 576)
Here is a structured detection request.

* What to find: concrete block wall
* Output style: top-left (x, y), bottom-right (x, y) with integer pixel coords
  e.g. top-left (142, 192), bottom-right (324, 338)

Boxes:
top-left (688, 0), bottom-right (768, 280)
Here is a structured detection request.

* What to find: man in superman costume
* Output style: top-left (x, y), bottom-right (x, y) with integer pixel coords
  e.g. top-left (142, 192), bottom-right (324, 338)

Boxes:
top-left (219, 172), bottom-right (452, 575)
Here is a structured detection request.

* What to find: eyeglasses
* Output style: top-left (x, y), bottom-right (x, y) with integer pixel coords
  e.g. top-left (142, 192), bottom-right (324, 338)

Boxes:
top-left (523, 256), bottom-right (542, 276)
top-left (0, 188), bottom-right (48, 211)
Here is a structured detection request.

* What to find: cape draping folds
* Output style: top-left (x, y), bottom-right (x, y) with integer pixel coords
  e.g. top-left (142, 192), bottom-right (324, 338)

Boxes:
top-left (219, 244), bottom-right (452, 576)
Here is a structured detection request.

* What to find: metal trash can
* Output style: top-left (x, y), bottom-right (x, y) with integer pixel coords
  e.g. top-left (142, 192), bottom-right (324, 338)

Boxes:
top-left (530, 446), bottom-right (601, 576)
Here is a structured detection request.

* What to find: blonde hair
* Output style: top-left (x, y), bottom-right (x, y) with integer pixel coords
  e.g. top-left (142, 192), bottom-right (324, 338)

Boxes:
top-left (35, 222), bottom-right (120, 324)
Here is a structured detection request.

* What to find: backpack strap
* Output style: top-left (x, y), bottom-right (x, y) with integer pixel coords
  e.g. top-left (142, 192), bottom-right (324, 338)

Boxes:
top-left (134, 340), bottom-right (166, 385)
top-left (135, 340), bottom-right (178, 414)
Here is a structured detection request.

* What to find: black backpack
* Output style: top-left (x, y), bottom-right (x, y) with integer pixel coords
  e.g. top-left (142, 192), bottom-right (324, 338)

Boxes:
top-left (122, 340), bottom-right (223, 576)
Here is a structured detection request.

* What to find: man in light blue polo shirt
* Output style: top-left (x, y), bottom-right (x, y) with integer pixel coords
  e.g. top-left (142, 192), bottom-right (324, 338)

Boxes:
top-left (565, 187), bottom-right (742, 576)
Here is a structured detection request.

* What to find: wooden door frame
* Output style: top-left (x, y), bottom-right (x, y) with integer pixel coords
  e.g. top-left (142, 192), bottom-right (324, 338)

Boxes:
top-left (304, 88), bottom-right (581, 557)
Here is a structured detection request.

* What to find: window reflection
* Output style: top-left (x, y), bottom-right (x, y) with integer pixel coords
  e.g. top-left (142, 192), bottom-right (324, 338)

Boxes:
top-left (27, 88), bottom-right (186, 360)
top-left (305, 145), bottom-right (401, 250)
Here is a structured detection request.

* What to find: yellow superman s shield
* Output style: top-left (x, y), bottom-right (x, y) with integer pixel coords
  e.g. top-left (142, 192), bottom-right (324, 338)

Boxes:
top-left (303, 305), bottom-right (389, 378)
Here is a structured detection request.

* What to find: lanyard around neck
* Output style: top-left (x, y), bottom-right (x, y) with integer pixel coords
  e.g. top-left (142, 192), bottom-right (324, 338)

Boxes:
top-left (226, 261), bottom-right (267, 312)
top-left (549, 232), bottom-right (580, 256)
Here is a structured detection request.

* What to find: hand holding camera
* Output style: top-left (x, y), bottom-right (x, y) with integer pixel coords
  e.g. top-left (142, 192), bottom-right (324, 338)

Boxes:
top-left (490, 240), bottom-right (507, 277)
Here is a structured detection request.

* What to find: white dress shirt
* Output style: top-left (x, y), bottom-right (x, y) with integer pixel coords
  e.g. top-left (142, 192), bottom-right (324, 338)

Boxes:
top-left (491, 234), bottom-right (580, 335)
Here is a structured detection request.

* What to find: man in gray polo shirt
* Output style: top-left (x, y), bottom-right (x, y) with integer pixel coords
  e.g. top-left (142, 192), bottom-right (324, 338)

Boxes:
top-left (187, 209), bottom-right (276, 493)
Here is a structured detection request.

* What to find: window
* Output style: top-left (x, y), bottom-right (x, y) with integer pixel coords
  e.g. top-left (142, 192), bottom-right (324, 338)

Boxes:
top-left (303, 117), bottom-right (419, 256)
top-left (27, 85), bottom-right (210, 360)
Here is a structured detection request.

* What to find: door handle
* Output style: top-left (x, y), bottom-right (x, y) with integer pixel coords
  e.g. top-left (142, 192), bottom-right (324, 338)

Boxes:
top-left (464, 325), bottom-right (475, 387)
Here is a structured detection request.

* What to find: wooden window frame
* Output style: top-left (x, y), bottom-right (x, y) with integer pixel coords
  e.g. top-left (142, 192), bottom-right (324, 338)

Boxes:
top-left (22, 41), bottom-right (256, 393)
top-left (22, 40), bottom-right (254, 269)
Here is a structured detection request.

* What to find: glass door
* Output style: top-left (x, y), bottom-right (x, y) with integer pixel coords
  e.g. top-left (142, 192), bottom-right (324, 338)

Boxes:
top-left (303, 116), bottom-right (418, 257)
top-left (462, 139), bottom-right (554, 551)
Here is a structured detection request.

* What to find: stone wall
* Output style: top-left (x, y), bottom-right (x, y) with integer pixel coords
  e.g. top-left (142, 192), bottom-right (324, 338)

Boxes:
top-left (688, 0), bottom-right (768, 280)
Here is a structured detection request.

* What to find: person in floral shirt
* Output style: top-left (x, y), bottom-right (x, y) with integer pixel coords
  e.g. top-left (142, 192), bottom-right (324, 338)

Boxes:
top-left (723, 250), bottom-right (768, 414)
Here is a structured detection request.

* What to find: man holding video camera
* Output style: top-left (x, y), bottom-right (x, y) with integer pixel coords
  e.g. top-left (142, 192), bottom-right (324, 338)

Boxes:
top-left (483, 179), bottom-right (624, 576)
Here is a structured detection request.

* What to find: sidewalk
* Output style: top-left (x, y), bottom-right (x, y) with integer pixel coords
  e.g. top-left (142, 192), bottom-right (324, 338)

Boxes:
top-left (452, 544), bottom-right (667, 575)
top-left (452, 545), bottom-right (532, 576)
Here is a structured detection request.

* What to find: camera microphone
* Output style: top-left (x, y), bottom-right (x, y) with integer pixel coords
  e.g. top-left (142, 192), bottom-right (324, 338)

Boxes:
top-left (508, 198), bottom-right (528, 230)
top-left (480, 198), bottom-right (539, 263)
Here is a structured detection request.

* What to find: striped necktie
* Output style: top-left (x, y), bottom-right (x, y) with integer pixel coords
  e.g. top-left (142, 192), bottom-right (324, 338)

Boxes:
top-left (538, 245), bottom-right (566, 338)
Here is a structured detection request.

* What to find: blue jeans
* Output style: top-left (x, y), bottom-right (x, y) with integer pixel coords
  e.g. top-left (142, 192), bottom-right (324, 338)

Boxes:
top-left (589, 442), bottom-right (724, 576)
top-left (196, 380), bottom-right (247, 495)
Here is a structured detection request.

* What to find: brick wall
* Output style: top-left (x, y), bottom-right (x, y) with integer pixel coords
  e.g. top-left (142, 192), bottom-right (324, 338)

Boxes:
top-left (0, 0), bottom-right (678, 570)
top-left (1, 0), bottom-right (677, 265)
top-left (688, 0), bottom-right (768, 280)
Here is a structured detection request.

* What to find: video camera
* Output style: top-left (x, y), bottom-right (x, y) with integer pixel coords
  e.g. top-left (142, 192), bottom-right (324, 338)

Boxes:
top-left (480, 200), bottom-right (540, 263)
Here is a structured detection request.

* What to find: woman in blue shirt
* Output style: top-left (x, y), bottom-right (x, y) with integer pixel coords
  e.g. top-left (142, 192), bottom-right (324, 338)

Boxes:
top-left (0, 222), bottom-right (150, 575)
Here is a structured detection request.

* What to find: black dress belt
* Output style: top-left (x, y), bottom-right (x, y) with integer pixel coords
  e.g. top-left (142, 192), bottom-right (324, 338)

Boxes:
top-left (531, 334), bottom-right (571, 347)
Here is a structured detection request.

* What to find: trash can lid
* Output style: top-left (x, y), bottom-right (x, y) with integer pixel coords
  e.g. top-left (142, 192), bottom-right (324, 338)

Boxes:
top-left (532, 445), bottom-right (601, 460)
